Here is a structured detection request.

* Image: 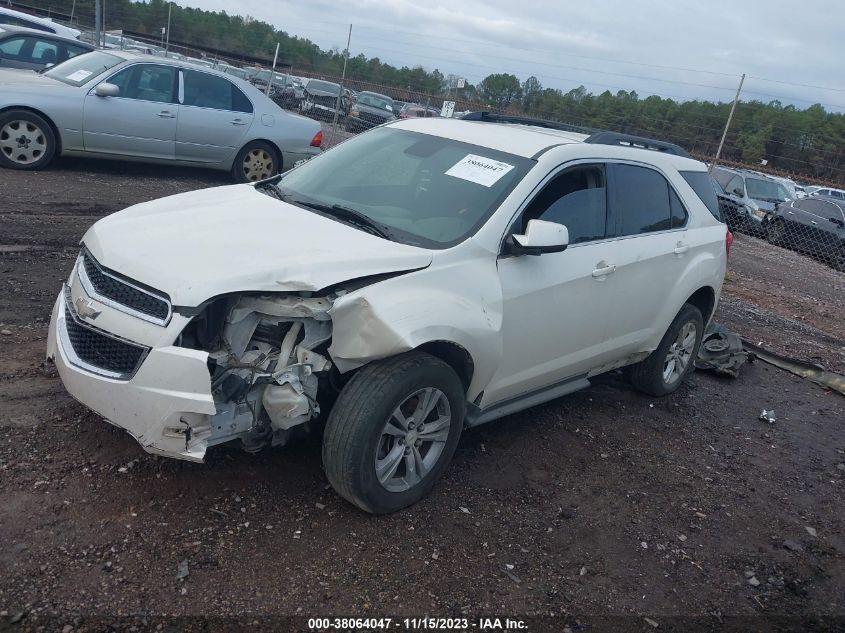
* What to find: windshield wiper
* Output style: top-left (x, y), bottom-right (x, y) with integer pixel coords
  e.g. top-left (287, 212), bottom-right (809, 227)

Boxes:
top-left (255, 180), bottom-right (285, 200)
top-left (289, 199), bottom-right (395, 240)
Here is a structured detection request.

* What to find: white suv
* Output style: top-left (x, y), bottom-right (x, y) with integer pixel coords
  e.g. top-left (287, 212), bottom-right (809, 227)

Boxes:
top-left (47, 114), bottom-right (729, 513)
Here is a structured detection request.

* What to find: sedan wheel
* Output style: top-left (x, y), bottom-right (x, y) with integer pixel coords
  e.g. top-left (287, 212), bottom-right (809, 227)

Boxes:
top-left (0, 110), bottom-right (56, 171)
top-left (242, 148), bottom-right (275, 181)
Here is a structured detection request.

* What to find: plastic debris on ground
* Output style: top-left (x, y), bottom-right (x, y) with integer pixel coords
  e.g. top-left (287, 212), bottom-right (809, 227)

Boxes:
top-left (694, 323), bottom-right (752, 378)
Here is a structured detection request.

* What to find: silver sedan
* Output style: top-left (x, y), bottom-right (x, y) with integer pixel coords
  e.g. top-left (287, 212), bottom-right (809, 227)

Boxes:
top-left (0, 51), bottom-right (322, 181)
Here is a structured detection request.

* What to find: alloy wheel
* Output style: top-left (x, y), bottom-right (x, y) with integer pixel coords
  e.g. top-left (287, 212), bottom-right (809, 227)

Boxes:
top-left (374, 387), bottom-right (451, 493)
top-left (242, 149), bottom-right (274, 181)
top-left (0, 120), bottom-right (47, 165)
top-left (662, 321), bottom-right (697, 385)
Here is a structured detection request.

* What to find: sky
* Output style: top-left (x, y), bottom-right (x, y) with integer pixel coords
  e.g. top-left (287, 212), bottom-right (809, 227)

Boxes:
top-left (182, 0), bottom-right (845, 111)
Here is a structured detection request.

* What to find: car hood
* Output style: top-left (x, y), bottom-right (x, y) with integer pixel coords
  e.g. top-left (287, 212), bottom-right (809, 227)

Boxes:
top-left (81, 185), bottom-right (433, 307)
top-left (0, 69), bottom-right (65, 88)
top-left (307, 88), bottom-right (340, 98)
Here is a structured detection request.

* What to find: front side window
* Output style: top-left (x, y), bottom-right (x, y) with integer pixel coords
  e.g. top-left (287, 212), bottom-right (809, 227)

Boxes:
top-left (65, 43), bottom-right (90, 59)
top-left (182, 69), bottom-right (253, 113)
top-left (107, 64), bottom-right (176, 103)
top-left (44, 51), bottom-right (123, 86)
top-left (521, 164), bottom-right (607, 244)
top-left (31, 39), bottom-right (58, 64)
top-left (725, 175), bottom-right (744, 196)
top-left (277, 127), bottom-right (534, 248)
top-left (612, 164), bottom-right (673, 236)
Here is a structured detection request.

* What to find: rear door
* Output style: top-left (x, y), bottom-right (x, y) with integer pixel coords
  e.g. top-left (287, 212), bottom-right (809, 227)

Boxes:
top-left (601, 162), bottom-right (695, 354)
top-left (175, 69), bottom-right (254, 165)
top-left (82, 63), bottom-right (178, 159)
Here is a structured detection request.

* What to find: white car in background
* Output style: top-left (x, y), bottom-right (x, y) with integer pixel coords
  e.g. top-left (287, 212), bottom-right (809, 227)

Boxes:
top-left (47, 115), bottom-right (728, 513)
top-left (0, 7), bottom-right (81, 40)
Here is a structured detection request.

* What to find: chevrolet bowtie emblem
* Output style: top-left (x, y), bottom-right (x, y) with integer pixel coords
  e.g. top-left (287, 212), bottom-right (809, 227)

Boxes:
top-left (75, 296), bottom-right (101, 320)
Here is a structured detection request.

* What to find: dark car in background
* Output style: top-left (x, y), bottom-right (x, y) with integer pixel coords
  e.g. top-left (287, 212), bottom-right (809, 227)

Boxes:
top-left (300, 78), bottom-right (346, 120)
top-left (398, 104), bottom-right (440, 119)
top-left (764, 195), bottom-right (845, 270)
top-left (345, 90), bottom-right (396, 131)
top-left (0, 26), bottom-right (92, 70)
top-left (712, 166), bottom-right (791, 234)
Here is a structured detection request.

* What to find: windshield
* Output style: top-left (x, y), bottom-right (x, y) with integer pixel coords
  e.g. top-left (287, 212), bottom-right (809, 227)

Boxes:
top-left (277, 128), bottom-right (533, 248)
top-left (44, 51), bottom-right (122, 86)
top-left (746, 178), bottom-right (790, 202)
top-left (308, 79), bottom-right (340, 94)
top-left (358, 93), bottom-right (393, 111)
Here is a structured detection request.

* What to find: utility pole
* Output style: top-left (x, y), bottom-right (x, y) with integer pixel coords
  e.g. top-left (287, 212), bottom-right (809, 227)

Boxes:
top-left (94, 0), bottom-right (101, 50)
top-left (165, 2), bottom-right (172, 53)
top-left (70, 0), bottom-right (76, 24)
top-left (101, 0), bottom-right (106, 47)
top-left (709, 73), bottom-right (745, 174)
top-left (329, 23), bottom-right (352, 147)
top-left (267, 42), bottom-right (279, 97)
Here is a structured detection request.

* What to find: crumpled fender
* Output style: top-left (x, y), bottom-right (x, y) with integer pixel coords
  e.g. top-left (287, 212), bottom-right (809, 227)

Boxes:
top-left (328, 251), bottom-right (504, 401)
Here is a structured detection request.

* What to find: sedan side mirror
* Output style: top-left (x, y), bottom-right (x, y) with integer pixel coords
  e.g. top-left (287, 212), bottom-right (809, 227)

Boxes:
top-left (506, 219), bottom-right (569, 256)
top-left (829, 216), bottom-right (845, 228)
top-left (94, 82), bottom-right (119, 97)
top-left (732, 187), bottom-right (744, 197)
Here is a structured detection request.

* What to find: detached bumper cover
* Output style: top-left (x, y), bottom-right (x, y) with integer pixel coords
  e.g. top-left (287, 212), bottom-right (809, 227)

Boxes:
top-left (47, 294), bottom-right (217, 461)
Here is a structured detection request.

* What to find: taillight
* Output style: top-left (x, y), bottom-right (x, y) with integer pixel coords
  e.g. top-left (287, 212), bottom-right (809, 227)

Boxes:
top-left (725, 228), bottom-right (733, 258)
top-left (310, 131), bottom-right (323, 148)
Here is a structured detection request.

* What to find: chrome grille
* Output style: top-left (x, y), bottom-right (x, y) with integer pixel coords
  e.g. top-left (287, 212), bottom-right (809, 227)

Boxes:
top-left (59, 290), bottom-right (150, 379)
top-left (78, 248), bottom-right (171, 324)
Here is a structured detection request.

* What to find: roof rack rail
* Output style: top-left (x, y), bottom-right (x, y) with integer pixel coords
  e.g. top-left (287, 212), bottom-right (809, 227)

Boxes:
top-left (583, 131), bottom-right (690, 158)
top-left (459, 111), bottom-right (598, 135)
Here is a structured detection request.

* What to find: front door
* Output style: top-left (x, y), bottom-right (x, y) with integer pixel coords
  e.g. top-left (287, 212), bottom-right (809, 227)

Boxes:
top-left (175, 69), bottom-right (254, 165)
top-left (483, 163), bottom-right (619, 407)
top-left (82, 63), bottom-right (178, 159)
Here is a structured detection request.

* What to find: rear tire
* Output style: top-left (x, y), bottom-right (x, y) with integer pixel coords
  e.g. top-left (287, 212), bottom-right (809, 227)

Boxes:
top-left (231, 140), bottom-right (279, 183)
top-left (0, 109), bottom-right (56, 171)
top-left (322, 352), bottom-right (465, 514)
top-left (630, 303), bottom-right (704, 397)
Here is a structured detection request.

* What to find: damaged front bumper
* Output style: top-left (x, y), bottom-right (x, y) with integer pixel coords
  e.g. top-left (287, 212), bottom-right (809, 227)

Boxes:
top-left (47, 293), bottom-right (217, 462)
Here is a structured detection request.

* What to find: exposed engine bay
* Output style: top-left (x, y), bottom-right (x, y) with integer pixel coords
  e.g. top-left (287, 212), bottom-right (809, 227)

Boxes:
top-left (179, 293), bottom-right (339, 453)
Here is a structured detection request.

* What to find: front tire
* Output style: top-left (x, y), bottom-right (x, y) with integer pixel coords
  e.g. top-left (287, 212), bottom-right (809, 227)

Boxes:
top-left (323, 352), bottom-right (465, 514)
top-left (0, 110), bottom-right (56, 170)
top-left (630, 303), bottom-right (704, 397)
top-left (766, 218), bottom-right (786, 246)
top-left (231, 140), bottom-right (279, 183)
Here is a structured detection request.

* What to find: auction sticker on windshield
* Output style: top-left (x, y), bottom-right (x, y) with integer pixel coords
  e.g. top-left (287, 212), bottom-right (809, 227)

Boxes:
top-left (66, 70), bottom-right (93, 81)
top-left (445, 154), bottom-right (514, 187)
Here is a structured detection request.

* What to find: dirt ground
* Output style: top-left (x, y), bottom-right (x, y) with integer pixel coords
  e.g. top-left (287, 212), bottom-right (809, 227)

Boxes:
top-left (1, 156), bottom-right (844, 632)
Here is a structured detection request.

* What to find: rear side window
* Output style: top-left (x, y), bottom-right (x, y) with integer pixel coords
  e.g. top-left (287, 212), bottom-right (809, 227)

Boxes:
top-left (182, 69), bottom-right (253, 114)
top-left (611, 164), bottom-right (672, 235)
top-left (0, 36), bottom-right (25, 56)
top-left (680, 170), bottom-right (721, 221)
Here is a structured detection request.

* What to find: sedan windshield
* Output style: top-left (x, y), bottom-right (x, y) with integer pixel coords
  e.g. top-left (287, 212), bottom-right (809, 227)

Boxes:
top-left (746, 178), bottom-right (790, 202)
top-left (358, 94), bottom-right (393, 111)
top-left (278, 127), bottom-right (534, 248)
top-left (43, 51), bottom-right (122, 86)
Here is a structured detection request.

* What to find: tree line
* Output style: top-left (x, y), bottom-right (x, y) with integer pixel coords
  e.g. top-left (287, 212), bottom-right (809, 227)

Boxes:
top-left (25, 0), bottom-right (845, 182)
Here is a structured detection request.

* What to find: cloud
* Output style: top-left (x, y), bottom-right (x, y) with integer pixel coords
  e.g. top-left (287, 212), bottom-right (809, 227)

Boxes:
top-left (180, 0), bottom-right (845, 110)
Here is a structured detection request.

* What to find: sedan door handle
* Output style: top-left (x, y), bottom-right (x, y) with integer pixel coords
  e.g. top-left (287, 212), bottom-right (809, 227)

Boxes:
top-left (230, 118), bottom-right (247, 126)
top-left (787, 210), bottom-right (795, 215)
top-left (673, 242), bottom-right (690, 255)
top-left (592, 263), bottom-right (617, 278)
top-left (157, 111), bottom-right (175, 118)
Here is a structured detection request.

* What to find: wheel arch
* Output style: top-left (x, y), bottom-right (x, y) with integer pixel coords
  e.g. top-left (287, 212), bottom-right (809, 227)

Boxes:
top-left (0, 105), bottom-right (63, 155)
top-left (415, 340), bottom-right (475, 394)
top-left (685, 286), bottom-right (716, 324)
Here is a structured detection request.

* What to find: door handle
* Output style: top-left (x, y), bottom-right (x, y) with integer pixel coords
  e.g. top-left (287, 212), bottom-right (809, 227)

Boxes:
top-left (787, 210), bottom-right (795, 215)
top-left (591, 263), bottom-right (617, 278)
top-left (230, 118), bottom-right (247, 126)
top-left (157, 111), bottom-right (175, 118)
top-left (673, 242), bottom-right (690, 255)
top-left (811, 220), bottom-right (818, 225)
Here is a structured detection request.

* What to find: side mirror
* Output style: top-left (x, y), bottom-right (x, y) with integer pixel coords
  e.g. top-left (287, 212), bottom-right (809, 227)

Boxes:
top-left (94, 82), bottom-right (119, 97)
top-left (507, 219), bottom-right (569, 256)
top-left (829, 217), bottom-right (844, 228)
top-left (731, 187), bottom-right (744, 197)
